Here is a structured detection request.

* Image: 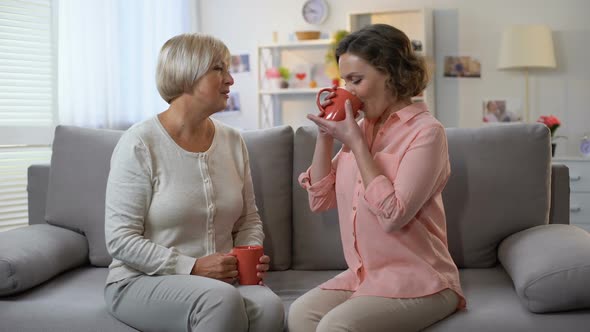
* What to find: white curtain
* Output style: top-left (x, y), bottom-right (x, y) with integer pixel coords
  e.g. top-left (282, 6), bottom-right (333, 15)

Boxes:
top-left (57, 0), bottom-right (196, 129)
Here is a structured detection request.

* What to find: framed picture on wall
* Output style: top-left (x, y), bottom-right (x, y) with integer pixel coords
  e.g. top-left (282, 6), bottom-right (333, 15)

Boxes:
top-left (482, 98), bottom-right (522, 123)
top-left (230, 54), bottom-right (250, 73)
top-left (444, 56), bottom-right (481, 78)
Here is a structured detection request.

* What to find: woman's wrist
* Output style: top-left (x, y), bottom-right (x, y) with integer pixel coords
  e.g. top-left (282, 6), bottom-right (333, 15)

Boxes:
top-left (349, 138), bottom-right (367, 156)
top-left (316, 133), bottom-right (334, 151)
top-left (190, 259), bottom-right (199, 275)
top-left (317, 130), bottom-right (334, 142)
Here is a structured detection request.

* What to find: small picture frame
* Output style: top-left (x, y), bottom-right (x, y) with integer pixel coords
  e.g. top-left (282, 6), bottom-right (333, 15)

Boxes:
top-left (230, 54), bottom-right (250, 73)
top-left (411, 40), bottom-right (423, 52)
top-left (291, 64), bottom-right (312, 89)
top-left (482, 98), bottom-right (522, 123)
top-left (444, 56), bottom-right (481, 78)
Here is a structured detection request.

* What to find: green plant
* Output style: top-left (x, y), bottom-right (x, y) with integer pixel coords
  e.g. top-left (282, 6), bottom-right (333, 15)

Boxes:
top-left (325, 30), bottom-right (349, 65)
top-left (325, 30), bottom-right (349, 82)
top-left (278, 66), bottom-right (291, 80)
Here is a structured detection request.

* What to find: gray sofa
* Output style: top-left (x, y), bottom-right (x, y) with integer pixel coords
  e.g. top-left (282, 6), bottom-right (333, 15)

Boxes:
top-left (2, 122), bottom-right (590, 332)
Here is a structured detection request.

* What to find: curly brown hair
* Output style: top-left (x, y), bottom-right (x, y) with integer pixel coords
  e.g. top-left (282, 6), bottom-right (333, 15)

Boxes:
top-left (335, 24), bottom-right (428, 100)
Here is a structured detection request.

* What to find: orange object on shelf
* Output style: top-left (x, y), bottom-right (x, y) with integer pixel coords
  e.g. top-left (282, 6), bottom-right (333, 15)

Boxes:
top-left (295, 30), bottom-right (321, 40)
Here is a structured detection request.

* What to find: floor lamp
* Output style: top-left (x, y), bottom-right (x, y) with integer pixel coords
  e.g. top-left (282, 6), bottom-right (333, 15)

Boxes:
top-left (497, 25), bottom-right (556, 122)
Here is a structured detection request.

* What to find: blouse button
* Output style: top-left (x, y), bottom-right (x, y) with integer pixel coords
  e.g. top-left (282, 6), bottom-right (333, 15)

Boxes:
top-left (352, 206), bottom-right (356, 211)
top-left (357, 180), bottom-right (361, 184)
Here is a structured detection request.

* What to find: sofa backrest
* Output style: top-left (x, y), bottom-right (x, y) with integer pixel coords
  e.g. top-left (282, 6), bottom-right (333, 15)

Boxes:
top-left (291, 126), bottom-right (346, 270)
top-left (30, 122), bottom-right (560, 271)
top-left (443, 123), bottom-right (551, 267)
top-left (41, 124), bottom-right (294, 270)
top-left (291, 123), bottom-right (553, 269)
top-left (45, 126), bottom-right (123, 266)
top-left (241, 126), bottom-right (293, 271)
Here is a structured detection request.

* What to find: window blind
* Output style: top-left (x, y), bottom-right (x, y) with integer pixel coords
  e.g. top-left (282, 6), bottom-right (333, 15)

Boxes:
top-left (0, 0), bottom-right (55, 231)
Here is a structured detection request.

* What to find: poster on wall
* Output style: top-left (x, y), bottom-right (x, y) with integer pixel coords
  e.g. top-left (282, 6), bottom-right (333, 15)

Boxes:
top-left (482, 98), bottom-right (522, 123)
top-left (444, 56), bottom-right (481, 78)
top-left (230, 54), bottom-right (250, 73)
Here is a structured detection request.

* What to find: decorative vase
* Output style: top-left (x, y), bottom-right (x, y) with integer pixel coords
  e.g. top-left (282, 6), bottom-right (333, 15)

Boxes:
top-left (267, 78), bottom-right (281, 90)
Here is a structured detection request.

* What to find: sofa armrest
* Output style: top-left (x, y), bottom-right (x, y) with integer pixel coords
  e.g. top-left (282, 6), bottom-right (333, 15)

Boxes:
top-left (498, 224), bottom-right (590, 313)
top-left (549, 164), bottom-right (569, 225)
top-left (0, 224), bottom-right (88, 296)
top-left (27, 164), bottom-right (50, 225)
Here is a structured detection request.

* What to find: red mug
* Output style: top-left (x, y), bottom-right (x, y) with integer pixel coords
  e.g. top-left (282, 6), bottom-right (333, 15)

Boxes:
top-left (230, 245), bottom-right (264, 285)
top-left (316, 87), bottom-right (363, 121)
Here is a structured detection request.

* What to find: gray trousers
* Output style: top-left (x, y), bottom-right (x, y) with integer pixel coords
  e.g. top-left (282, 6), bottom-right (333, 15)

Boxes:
top-left (104, 275), bottom-right (284, 332)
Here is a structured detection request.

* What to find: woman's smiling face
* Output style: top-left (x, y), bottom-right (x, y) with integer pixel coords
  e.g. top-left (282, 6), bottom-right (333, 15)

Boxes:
top-left (192, 60), bottom-right (234, 113)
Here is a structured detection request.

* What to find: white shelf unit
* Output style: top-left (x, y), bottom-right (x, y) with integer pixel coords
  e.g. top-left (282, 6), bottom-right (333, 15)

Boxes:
top-left (347, 8), bottom-right (435, 115)
top-left (259, 88), bottom-right (321, 95)
top-left (257, 39), bottom-right (331, 128)
top-left (257, 8), bottom-right (434, 128)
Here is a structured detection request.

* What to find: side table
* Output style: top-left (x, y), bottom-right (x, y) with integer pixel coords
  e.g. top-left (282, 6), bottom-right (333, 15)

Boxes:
top-left (553, 157), bottom-right (590, 231)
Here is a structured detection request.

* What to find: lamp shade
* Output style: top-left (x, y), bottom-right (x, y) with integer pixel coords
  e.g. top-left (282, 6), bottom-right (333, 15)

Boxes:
top-left (498, 25), bottom-right (556, 69)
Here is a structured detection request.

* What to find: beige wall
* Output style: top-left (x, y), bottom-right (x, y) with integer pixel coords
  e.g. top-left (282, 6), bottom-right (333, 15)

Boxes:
top-left (200, 0), bottom-right (590, 157)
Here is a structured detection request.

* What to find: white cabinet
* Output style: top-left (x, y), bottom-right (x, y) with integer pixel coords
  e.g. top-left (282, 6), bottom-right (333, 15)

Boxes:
top-left (256, 8), bottom-right (435, 129)
top-left (553, 157), bottom-right (590, 231)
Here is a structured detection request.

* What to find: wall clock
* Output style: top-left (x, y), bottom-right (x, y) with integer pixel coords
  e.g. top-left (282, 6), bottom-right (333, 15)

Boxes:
top-left (302, 0), bottom-right (329, 25)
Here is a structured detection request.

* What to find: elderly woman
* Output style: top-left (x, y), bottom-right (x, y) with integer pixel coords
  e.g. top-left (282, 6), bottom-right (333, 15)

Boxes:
top-left (288, 24), bottom-right (465, 332)
top-left (103, 33), bottom-right (284, 332)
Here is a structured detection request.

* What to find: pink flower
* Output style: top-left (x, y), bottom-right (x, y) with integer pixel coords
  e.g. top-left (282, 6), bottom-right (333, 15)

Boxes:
top-left (537, 115), bottom-right (561, 137)
top-left (265, 68), bottom-right (281, 79)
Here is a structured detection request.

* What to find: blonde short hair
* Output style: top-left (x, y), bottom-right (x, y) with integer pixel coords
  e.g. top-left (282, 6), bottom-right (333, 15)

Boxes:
top-left (156, 33), bottom-right (230, 103)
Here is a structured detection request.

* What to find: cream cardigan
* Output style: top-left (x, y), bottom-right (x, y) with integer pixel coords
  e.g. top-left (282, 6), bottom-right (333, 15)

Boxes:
top-left (105, 117), bottom-right (263, 284)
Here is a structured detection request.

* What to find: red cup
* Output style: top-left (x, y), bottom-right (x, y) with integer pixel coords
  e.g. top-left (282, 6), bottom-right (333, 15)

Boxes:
top-left (230, 245), bottom-right (264, 285)
top-left (316, 87), bottom-right (364, 121)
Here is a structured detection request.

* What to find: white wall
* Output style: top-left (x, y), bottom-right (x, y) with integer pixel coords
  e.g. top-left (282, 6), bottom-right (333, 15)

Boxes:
top-left (200, 0), bottom-right (590, 157)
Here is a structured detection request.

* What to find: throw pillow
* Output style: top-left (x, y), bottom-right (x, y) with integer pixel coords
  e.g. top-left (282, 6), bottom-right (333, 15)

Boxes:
top-left (0, 224), bottom-right (88, 296)
top-left (498, 224), bottom-right (590, 313)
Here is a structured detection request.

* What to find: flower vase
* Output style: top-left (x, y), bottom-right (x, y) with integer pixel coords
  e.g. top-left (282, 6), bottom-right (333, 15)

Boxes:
top-left (267, 78), bottom-right (281, 90)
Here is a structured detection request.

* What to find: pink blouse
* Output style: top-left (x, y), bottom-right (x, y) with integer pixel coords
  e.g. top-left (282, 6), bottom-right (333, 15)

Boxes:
top-left (299, 103), bottom-right (465, 309)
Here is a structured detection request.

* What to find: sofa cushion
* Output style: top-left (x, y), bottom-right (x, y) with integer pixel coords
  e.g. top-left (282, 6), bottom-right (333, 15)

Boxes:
top-left (0, 224), bottom-right (88, 296)
top-left (45, 125), bottom-right (123, 267)
top-left (264, 270), bottom-right (342, 312)
top-left (498, 224), bottom-right (590, 313)
top-left (292, 126), bottom-right (347, 270)
top-left (0, 267), bottom-right (137, 331)
top-left (242, 126), bottom-right (293, 271)
top-left (443, 123), bottom-right (551, 268)
top-left (292, 124), bottom-right (551, 270)
top-left (426, 266), bottom-right (590, 331)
